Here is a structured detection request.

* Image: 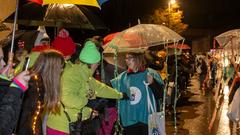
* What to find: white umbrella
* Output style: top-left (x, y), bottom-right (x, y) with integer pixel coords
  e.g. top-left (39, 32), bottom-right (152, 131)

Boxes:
top-left (215, 29), bottom-right (240, 55)
top-left (103, 24), bottom-right (184, 131)
top-left (215, 29), bottom-right (240, 46)
top-left (103, 24), bottom-right (184, 53)
top-left (215, 29), bottom-right (240, 61)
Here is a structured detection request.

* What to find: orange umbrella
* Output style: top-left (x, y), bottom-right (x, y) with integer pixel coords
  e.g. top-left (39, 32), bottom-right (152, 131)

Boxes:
top-left (103, 32), bottom-right (120, 45)
top-left (103, 32), bottom-right (126, 68)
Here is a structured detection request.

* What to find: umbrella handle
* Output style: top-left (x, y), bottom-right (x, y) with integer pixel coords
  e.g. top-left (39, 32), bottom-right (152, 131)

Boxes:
top-left (7, 51), bottom-right (14, 65)
top-left (7, 51), bottom-right (14, 77)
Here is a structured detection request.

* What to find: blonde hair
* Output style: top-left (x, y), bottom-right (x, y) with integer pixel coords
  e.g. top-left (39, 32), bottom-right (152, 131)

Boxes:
top-left (31, 50), bottom-right (64, 113)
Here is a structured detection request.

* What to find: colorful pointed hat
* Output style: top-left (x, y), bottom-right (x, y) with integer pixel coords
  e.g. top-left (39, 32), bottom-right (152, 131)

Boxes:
top-left (79, 40), bottom-right (101, 64)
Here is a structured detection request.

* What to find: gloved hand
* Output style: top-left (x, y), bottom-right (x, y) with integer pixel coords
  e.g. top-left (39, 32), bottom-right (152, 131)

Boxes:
top-left (121, 92), bottom-right (129, 100)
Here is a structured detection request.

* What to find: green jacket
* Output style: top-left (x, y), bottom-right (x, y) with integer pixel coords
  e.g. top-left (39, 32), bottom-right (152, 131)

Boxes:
top-left (47, 63), bottom-right (123, 133)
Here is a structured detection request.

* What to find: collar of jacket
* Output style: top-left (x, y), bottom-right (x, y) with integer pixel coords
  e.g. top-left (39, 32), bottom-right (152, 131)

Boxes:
top-left (127, 66), bottom-right (146, 74)
top-left (80, 62), bottom-right (94, 76)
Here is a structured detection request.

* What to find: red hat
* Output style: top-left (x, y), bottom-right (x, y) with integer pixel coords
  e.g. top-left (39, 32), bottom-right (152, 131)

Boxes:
top-left (52, 29), bottom-right (76, 56)
top-left (31, 45), bottom-right (52, 52)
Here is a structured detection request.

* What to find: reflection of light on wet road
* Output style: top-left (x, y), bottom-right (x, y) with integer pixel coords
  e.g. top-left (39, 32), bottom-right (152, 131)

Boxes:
top-left (216, 85), bottom-right (230, 135)
top-left (166, 76), bottom-right (240, 135)
top-left (223, 85), bottom-right (229, 98)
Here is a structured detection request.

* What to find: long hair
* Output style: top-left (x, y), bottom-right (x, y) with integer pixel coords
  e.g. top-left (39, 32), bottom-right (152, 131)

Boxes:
top-left (127, 52), bottom-right (146, 70)
top-left (31, 50), bottom-right (64, 113)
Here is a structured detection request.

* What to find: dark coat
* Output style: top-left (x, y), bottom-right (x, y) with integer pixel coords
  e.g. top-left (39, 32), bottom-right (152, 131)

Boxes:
top-left (0, 77), bottom-right (12, 99)
top-left (200, 60), bottom-right (208, 75)
top-left (0, 78), bottom-right (24, 135)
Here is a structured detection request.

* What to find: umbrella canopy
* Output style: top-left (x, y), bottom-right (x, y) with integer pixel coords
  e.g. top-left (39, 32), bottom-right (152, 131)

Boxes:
top-left (0, 30), bottom-right (39, 51)
top-left (103, 53), bottom-right (127, 69)
top-left (97, 0), bottom-right (109, 6)
top-left (103, 32), bottom-right (120, 45)
top-left (215, 29), bottom-right (240, 47)
top-left (0, 0), bottom-right (15, 41)
top-left (103, 24), bottom-right (184, 53)
top-left (215, 29), bottom-right (240, 55)
top-left (0, 0), bottom-right (16, 21)
top-left (29, 0), bottom-right (100, 8)
top-left (166, 44), bottom-right (191, 50)
top-left (45, 4), bottom-right (94, 29)
top-left (4, 2), bottom-right (107, 30)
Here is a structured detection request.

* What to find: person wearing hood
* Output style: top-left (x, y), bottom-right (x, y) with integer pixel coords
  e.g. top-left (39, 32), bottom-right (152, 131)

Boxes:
top-left (46, 40), bottom-right (126, 135)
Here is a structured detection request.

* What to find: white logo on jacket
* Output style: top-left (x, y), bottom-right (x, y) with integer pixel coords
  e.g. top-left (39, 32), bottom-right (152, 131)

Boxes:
top-left (129, 86), bottom-right (141, 105)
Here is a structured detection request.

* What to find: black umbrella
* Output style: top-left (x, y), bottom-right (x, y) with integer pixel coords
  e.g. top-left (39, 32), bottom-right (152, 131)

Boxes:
top-left (4, 2), bottom-right (108, 30)
top-left (0, 30), bottom-right (39, 52)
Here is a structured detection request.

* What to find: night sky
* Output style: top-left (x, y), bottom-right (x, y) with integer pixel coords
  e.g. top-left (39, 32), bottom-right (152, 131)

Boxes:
top-left (100, 0), bottom-right (240, 33)
top-left (180, 0), bottom-right (240, 29)
top-left (14, 0), bottom-right (240, 42)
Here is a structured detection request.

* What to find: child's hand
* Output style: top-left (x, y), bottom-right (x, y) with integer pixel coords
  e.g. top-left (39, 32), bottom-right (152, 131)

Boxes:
top-left (14, 70), bottom-right (31, 90)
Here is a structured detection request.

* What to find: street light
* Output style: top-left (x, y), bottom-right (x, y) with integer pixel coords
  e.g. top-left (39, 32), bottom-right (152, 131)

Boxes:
top-left (167, 0), bottom-right (176, 26)
top-left (168, 0), bottom-right (176, 12)
top-left (170, 0), bottom-right (176, 5)
top-left (167, 0), bottom-right (178, 26)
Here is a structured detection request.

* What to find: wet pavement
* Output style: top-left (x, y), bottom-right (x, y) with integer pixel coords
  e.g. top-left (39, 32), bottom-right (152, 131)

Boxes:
top-left (165, 75), bottom-right (240, 135)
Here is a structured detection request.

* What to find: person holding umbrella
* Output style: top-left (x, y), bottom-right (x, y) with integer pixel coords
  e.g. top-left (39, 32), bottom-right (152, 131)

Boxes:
top-left (111, 51), bottom-right (165, 135)
top-left (0, 70), bottom-right (31, 135)
top-left (12, 28), bottom-right (77, 135)
top-left (0, 41), bottom-right (23, 101)
top-left (0, 40), bottom-right (31, 135)
top-left (15, 50), bottom-right (65, 135)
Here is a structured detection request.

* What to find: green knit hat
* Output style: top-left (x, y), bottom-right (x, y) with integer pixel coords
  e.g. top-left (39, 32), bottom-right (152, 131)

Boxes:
top-left (79, 41), bottom-right (101, 64)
